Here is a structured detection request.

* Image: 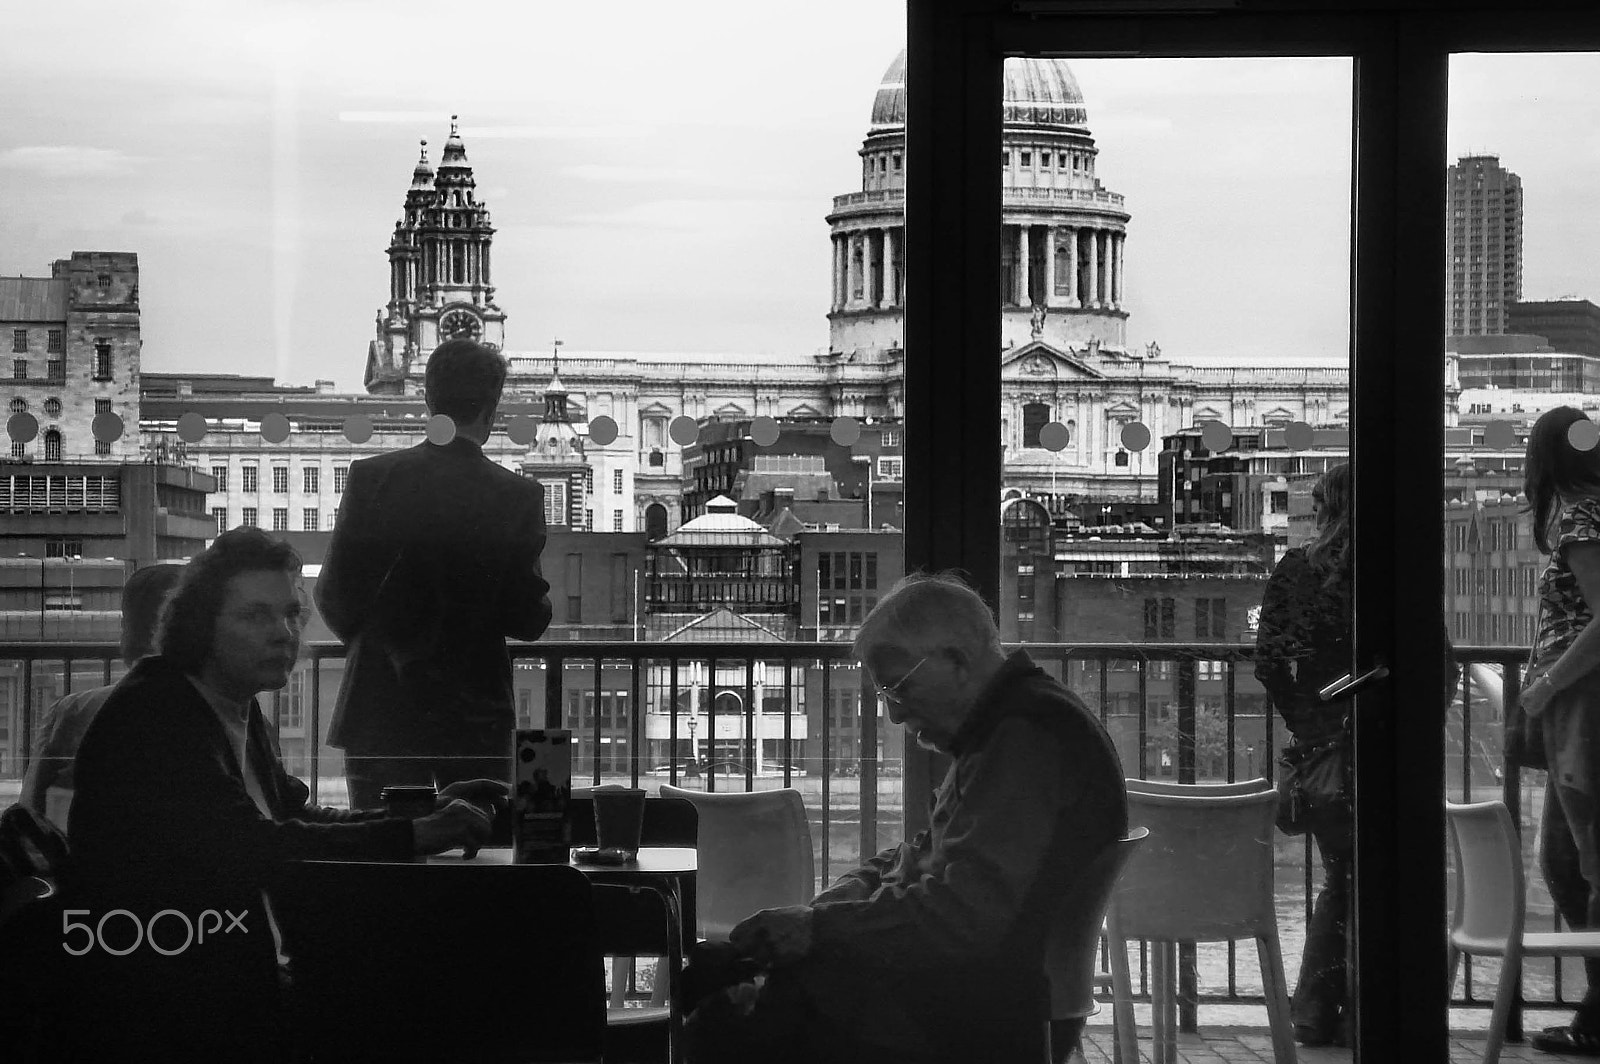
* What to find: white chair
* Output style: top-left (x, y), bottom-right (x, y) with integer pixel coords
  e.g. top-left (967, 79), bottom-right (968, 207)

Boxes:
top-left (1110, 788), bottom-right (1296, 1064)
top-left (659, 785), bottom-right (814, 940)
top-left (1447, 799), bottom-right (1600, 1064)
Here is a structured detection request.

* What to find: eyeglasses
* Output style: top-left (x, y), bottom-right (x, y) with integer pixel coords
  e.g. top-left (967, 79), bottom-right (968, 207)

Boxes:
top-left (874, 656), bottom-right (929, 707)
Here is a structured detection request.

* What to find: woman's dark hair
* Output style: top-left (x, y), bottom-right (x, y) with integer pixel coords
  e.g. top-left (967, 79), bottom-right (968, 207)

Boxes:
top-left (119, 563), bottom-right (185, 665)
top-left (1305, 462), bottom-right (1352, 584)
top-left (157, 528), bottom-right (302, 675)
top-left (424, 338), bottom-right (508, 424)
top-left (1523, 406), bottom-right (1600, 554)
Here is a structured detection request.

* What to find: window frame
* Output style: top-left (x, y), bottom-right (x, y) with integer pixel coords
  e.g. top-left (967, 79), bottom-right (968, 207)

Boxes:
top-left (904, 3), bottom-right (1576, 1055)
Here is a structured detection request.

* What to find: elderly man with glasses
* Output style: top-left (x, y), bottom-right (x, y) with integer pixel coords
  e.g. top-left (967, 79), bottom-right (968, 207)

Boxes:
top-left (686, 571), bottom-right (1127, 1064)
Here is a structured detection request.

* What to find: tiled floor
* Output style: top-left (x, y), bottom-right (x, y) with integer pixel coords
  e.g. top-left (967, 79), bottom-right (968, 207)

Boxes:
top-left (1076, 1027), bottom-right (1592, 1063)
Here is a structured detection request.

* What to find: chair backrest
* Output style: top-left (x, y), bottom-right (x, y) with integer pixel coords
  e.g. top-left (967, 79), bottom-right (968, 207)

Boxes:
top-left (276, 860), bottom-right (605, 1063)
top-left (1445, 799), bottom-right (1525, 952)
top-left (1110, 789), bottom-right (1279, 942)
top-left (1125, 777), bottom-right (1272, 797)
top-left (1046, 827), bottom-right (1150, 1019)
top-left (659, 784), bottom-right (815, 940)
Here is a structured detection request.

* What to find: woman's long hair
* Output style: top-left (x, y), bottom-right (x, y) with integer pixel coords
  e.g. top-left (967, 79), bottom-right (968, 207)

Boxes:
top-left (1523, 406), bottom-right (1600, 554)
top-left (1305, 462), bottom-right (1352, 586)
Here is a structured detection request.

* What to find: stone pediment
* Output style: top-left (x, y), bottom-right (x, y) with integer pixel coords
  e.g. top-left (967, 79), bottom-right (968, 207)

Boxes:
top-left (714, 402), bottom-right (749, 418)
top-left (1001, 342), bottom-right (1107, 381)
top-left (1104, 399), bottom-right (1141, 419)
top-left (787, 402), bottom-right (825, 418)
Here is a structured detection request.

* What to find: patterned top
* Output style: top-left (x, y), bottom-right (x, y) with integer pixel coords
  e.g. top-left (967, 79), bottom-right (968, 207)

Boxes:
top-left (1533, 496), bottom-right (1600, 668)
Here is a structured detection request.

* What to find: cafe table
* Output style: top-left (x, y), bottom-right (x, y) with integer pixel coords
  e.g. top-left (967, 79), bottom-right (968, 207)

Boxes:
top-left (428, 846), bottom-right (697, 1063)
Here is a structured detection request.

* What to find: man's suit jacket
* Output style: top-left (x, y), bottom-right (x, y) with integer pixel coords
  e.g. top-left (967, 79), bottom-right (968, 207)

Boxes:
top-left (64, 655), bottom-right (415, 1060)
top-left (316, 437), bottom-right (553, 753)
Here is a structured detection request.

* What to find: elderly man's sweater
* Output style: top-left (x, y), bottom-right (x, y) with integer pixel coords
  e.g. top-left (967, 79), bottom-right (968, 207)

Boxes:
top-left (805, 650), bottom-right (1127, 1056)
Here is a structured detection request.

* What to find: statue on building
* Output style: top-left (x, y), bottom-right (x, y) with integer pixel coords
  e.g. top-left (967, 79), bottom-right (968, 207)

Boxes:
top-left (1145, 341), bottom-right (1162, 361)
top-left (1030, 303), bottom-right (1047, 340)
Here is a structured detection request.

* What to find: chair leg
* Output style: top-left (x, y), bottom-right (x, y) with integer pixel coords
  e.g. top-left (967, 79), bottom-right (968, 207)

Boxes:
top-left (609, 956), bottom-right (632, 1010)
top-left (1255, 933), bottom-right (1298, 1064)
top-left (1483, 948), bottom-right (1518, 1064)
top-left (1152, 941), bottom-right (1174, 1064)
top-left (1108, 935), bottom-right (1139, 1064)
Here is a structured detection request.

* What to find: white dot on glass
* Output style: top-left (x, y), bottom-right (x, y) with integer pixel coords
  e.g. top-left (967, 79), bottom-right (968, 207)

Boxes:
top-left (8, 412), bottom-right (38, 444)
top-left (1283, 421), bottom-right (1314, 450)
top-left (176, 412), bottom-right (208, 443)
top-left (92, 412), bottom-right (124, 443)
top-left (588, 416), bottom-right (618, 446)
top-left (830, 417), bottom-right (862, 446)
top-left (426, 414), bottom-right (456, 445)
top-left (507, 415), bottom-right (538, 446)
top-left (1484, 420), bottom-right (1517, 450)
top-left (750, 416), bottom-right (780, 448)
top-left (1120, 422), bottom-right (1152, 452)
top-left (260, 412), bottom-right (291, 444)
top-left (669, 416), bottom-right (699, 447)
top-left (1200, 421), bottom-right (1233, 452)
top-left (343, 415), bottom-right (374, 444)
top-left (1570, 421), bottom-right (1600, 453)
top-left (1039, 422), bottom-right (1070, 452)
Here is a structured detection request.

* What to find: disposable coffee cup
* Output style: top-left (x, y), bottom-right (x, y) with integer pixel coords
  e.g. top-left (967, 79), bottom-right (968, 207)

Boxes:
top-left (380, 785), bottom-right (437, 820)
top-left (591, 785), bottom-right (646, 854)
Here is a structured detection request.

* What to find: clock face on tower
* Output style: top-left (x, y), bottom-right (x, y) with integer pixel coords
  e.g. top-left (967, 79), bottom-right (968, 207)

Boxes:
top-left (440, 309), bottom-right (483, 341)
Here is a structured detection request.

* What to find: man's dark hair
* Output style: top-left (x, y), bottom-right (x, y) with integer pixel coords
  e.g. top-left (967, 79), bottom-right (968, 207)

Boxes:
top-left (424, 338), bottom-right (508, 424)
top-left (157, 528), bottom-right (302, 675)
top-left (119, 563), bottom-right (185, 665)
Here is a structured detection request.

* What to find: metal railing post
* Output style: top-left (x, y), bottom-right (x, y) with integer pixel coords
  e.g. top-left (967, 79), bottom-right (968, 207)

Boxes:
top-left (1177, 655), bottom-right (1199, 1033)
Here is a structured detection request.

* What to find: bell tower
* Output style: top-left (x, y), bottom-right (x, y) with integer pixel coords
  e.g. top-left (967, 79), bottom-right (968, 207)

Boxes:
top-left (366, 116), bottom-right (508, 394)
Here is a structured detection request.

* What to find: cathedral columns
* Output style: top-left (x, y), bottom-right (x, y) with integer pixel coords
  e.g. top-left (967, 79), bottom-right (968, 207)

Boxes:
top-left (1113, 233), bottom-right (1124, 309)
top-left (882, 229), bottom-right (898, 308)
top-left (847, 232), bottom-right (863, 307)
top-left (1065, 226), bottom-right (1079, 307)
top-left (838, 235), bottom-right (851, 308)
top-left (1016, 226), bottom-right (1030, 306)
top-left (863, 228), bottom-right (877, 308)
top-left (1086, 228), bottom-right (1099, 309)
top-left (1042, 227), bottom-right (1056, 308)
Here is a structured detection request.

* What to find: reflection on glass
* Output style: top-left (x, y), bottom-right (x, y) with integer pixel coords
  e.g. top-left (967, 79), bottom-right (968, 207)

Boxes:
top-left (991, 54), bottom-right (1354, 1053)
top-left (1445, 51), bottom-right (1600, 1042)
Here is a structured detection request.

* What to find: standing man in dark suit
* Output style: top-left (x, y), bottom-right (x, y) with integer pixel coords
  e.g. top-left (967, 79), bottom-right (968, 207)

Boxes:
top-left (318, 338), bottom-right (553, 810)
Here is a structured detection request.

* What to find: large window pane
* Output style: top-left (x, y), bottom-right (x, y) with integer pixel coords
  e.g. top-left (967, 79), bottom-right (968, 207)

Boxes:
top-left (0, 1), bottom-right (907, 894)
top-left (1445, 50), bottom-right (1600, 1044)
top-left (995, 54), bottom-right (1354, 1050)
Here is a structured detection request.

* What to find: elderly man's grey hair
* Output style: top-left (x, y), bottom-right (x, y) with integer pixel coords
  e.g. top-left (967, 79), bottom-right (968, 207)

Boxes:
top-left (853, 571), bottom-right (1003, 665)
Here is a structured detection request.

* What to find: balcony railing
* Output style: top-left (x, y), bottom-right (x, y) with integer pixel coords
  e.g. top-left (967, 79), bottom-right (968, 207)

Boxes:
top-left (0, 639), bottom-right (1550, 1034)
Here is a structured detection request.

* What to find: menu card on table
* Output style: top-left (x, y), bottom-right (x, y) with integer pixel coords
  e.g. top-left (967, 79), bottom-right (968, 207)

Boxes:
top-left (513, 729), bottom-right (573, 863)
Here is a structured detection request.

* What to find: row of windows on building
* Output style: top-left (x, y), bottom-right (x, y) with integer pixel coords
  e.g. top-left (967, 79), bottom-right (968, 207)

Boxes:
top-left (11, 329), bottom-right (63, 354)
top-left (1449, 565), bottom-right (1540, 598)
top-left (1142, 596), bottom-right (1230, 641)
top-left (1001, 149), bottom-right (1090, 172)
top-left (10, 342), bottom-right (114, 380)
top-left (215, 507), bottom-right (333, 533)
top-left (1453, 611), bottom-right (1536, 645)
top-left (210, 465), bottom-right (350, 495)
top-left (9, 429), bottom-right (112, 459)
top-left (1448, 518), bottom-right (1525, 552)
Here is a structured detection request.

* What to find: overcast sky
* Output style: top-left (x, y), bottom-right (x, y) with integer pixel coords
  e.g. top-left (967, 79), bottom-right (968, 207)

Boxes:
top-left (2, 3), bottom-right (1595, 392)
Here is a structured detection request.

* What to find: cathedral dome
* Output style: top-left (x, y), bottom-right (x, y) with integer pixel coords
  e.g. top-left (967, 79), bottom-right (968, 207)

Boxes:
top-left (869, 50), bottom-right (1088, 131)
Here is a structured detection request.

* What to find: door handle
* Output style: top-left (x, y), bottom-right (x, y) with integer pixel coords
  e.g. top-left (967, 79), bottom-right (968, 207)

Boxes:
top-left (1319, 662), bottom-right (1390, 702)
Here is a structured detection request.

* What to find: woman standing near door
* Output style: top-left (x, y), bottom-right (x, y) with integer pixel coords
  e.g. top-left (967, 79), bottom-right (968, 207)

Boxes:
top-left (1255, 462), bottom-right (1357, 1047)
top-left (1519, 405), bottom-right (1600, 1057)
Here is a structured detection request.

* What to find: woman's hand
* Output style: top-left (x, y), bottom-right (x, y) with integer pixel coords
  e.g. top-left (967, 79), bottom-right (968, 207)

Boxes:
top-left (1522, 672), bottom-right (1557, 718)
